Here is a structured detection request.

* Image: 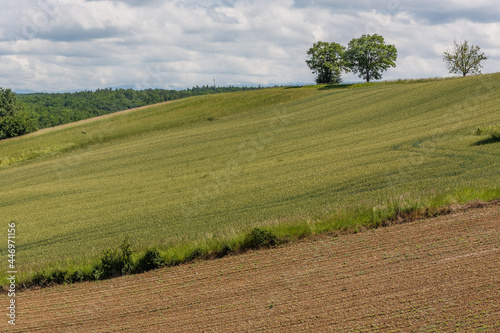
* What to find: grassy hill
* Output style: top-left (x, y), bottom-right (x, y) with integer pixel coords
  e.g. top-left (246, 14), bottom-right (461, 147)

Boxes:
top-left (1, 74), bottom-right (500, 285)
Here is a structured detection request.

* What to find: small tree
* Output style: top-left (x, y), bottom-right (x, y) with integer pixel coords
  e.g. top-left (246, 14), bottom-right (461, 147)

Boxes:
top-left (344, 34), bottom-right (397, 83)
top-left (443, 40), bottom-right (487, 77)
top-left (306, 41), bottom-right (348, 84)
top-left (0, 88), bottom-right (38, 140)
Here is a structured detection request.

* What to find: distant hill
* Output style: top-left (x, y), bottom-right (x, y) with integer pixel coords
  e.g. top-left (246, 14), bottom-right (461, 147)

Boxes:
top-left (18, 85), bottom-right (262, 129)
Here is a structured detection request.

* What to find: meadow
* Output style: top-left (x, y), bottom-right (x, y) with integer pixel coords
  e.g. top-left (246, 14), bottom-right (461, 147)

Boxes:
top-left (1, 74), bottom-right (500, 285)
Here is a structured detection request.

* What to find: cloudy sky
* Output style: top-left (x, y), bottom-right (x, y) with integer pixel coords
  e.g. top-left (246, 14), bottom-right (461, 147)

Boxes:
top-left (0, 0), bottom-right (499, 92)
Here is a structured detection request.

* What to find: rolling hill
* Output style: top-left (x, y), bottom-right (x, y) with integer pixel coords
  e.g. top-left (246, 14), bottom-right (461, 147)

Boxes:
top-left (1, 74), bottom-right (500, 285)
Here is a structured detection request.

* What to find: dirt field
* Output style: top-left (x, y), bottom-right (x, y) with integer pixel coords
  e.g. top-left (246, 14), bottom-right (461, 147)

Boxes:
top-left (2, 204), bottom-right (499, 332)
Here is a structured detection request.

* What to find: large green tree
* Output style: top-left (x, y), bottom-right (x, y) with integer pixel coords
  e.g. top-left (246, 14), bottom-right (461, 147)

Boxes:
top-left (443, 40), bottom-right (487, 77)
top-left (344, 34), bottom-right (397, 83)
top-left (0, 88), bottom-right (38, 140)
top-left (306, 41), bottom-right (348, 84)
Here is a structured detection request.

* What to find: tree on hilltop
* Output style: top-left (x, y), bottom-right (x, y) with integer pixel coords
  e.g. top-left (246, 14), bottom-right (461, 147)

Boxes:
top-left (443, 40), bottom-right (487, 77)
top-left (344, 34), bottom-right (397, 83)
top-left (306, 41), bottom-right (349, 84)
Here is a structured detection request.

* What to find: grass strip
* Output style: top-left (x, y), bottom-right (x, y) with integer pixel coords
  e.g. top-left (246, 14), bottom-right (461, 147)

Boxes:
top-left (5, 188), bottom-right (499, 292)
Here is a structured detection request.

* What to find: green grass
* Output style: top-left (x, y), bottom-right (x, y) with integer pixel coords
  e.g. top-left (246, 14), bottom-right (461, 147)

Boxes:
top-left (475, 123), bottom-right (500, 145)
top-left (1, 74), bottom-right (500, 286)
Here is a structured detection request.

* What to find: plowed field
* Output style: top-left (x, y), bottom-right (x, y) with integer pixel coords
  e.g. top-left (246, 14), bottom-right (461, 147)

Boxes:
top-left (3, 204), bottom-right (499, 332)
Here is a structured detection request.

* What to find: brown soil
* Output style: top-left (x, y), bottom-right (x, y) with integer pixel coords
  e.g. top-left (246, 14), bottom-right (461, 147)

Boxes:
top-left (2, 204), bottom-right (499, 332)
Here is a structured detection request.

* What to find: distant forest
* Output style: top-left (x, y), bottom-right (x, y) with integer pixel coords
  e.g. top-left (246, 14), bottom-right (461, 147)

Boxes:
top-left (19, 85), bottom-right (262, 129)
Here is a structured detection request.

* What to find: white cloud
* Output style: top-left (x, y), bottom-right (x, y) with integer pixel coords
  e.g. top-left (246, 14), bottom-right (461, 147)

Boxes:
top-left (0, 0), bottom-right (498, 91)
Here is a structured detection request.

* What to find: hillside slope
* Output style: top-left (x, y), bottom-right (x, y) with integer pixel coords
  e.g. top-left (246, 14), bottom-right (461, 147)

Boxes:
top-left (1, 74), bottom-right (500, 282)
top-left (2, 204), bottom-right (499, 332)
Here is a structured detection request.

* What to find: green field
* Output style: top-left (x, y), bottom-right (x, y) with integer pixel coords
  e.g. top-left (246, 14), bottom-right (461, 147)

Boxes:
top-left (1, 74), bottom-right (500, 285)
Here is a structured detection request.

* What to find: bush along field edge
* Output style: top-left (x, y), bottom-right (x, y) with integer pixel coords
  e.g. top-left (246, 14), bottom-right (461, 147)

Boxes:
top-left (3, 187), bottom-right (499, 292)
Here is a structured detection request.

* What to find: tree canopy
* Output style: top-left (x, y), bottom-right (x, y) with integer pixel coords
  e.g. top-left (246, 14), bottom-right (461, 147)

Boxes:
top-left (306, 41), bottom-right (348, 84)
top-left (443, 40), bottom-right (487, 77)
top-left (0, 88), bottom-right (38, 140)
top-left (344, 34), bottom-right (397, 83)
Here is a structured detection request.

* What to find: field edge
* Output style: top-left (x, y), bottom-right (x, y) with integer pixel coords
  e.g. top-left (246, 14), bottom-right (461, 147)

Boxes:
top-left (4, 189), bottom-right (499, 292)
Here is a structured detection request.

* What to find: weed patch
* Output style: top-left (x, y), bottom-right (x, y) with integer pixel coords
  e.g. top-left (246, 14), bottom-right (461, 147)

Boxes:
top-left (92, 238), bottom-right (133, 280)
top-left (186, 248), bottom-right (206, 262)
top-left (136, 248), bottom-right (166, 272)
top-left (474, 124), bottom-right (500, 145)
top-left (242, 228), bottom-right (280, 250)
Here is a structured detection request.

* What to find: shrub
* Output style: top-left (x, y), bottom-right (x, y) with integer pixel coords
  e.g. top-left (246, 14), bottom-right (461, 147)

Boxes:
top-left (31, 271), bottom-right (50, 287)
top-left (475, 124), bottom-right (500, 144)
top-left (186, 248), bottom-right (205, 262)
top-left (491, 128), bottom-right (500, 140)
top-left (476, 125), bottom-right (500, 138)
top-left (215, 243), bottom-right (233, 258)
top-left (136, 248), bottom-right (165, 272)
top-left (50, 269), bottom-right (70, 284)
top-left (242, 228), bottom-right (279, 250)
top-left (68, 270), bottom-right (86, 283)
top-left (92, 238), bottom-right (133, 280)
